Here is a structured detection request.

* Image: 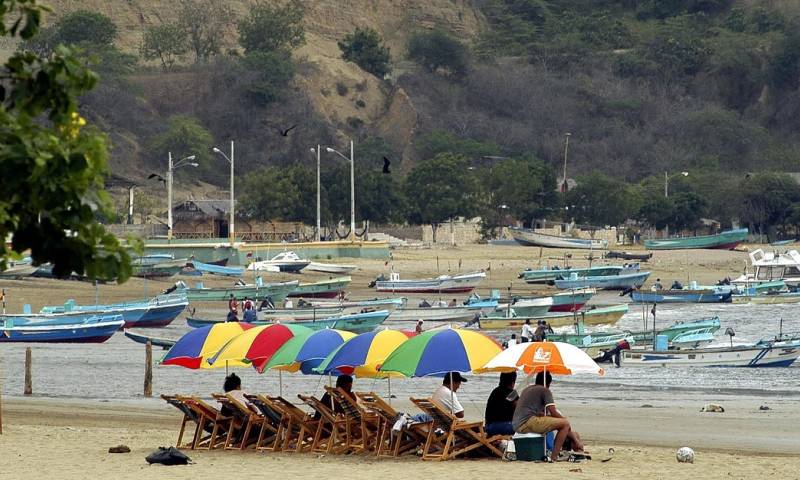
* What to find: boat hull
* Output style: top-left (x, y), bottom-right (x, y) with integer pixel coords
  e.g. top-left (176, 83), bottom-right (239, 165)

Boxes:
top-left (185, 281), bottom-right (299, 302)
top-left (520, 266), bottom-right (637, 284)
top-left (480, 304), bottom-right (628, 330)
top-left (387, 307), bottom-right (482, 323)
top-left (123, 330), bottom-right (177, 349)
top-left (622, 342), bottom-right (800, 367)
top-left (555, 272), bottom-right (650, 290)
top-left (306, 262), bottom-right (357, 274)
top-left (0, 318), bottom-right (124, 343)
top-left (510, 227), bottom-right (608, 249)
top-left (732, 293), bottom-right (800, 304)
top-left (188, 310), bottom-right (389, 334)
top-left (375, 272), bottom-right (485, 294)
top-left (644, 228), bottom-right (748, 251)
top-left (129, 303), bottom-right (187, 328)
top-left (288, 276), bottom-right (352, 298)
top-left (630, 290), bottom-right (731, 303)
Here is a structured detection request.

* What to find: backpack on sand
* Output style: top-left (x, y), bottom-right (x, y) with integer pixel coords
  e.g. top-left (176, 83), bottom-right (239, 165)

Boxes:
top-left (145, 447), bottom-right (191, 466)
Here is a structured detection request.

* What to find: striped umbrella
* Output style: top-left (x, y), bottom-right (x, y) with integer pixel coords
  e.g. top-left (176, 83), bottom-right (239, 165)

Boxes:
top-left (265, 329), bottom-right (356, 374)
top-left (379, 327), bottom-right (502, 377)
top-left (316, 329), bottom-right (415, 378)
top-left (477, 341), bottom-right (604, 376)
top-left (207, 323), bottom-right (312, 372)
top-left (161, 322), bottom-right (254, 369)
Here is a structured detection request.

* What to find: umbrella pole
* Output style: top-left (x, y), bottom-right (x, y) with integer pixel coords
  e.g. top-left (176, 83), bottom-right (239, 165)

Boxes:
top-left (387, 377), bottom-right (392, 406)
top-left (279, 370), bottom-right (283, 397)
top-left (449, 371), bottom-right (455, 414)
top-left (226, 360), bottom-right (229, 376)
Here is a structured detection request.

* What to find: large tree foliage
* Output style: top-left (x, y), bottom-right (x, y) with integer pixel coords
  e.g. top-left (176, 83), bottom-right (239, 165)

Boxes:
top-left (338, 27), bottom-right (392, 78)
top-left (237, 0), bottom-right (305, 54)
top-left (177, 0), bottom-right (230, 62)
top-left (0, 0), bottom-right (131, 280)
top-left (141, 23), bottom-right (188, 71)
top-left (407, 30), bottom-right (469, 78)
top-left (153, 115), bottom-right (215, 181)
top-left (567, 171), bottom-right (642, 226)
top-left (485, 156), bottom-right (557, 226)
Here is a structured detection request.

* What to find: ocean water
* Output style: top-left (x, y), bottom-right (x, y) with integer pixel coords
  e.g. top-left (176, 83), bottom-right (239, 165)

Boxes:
top-left (1, 294), bottom-right (798, 406)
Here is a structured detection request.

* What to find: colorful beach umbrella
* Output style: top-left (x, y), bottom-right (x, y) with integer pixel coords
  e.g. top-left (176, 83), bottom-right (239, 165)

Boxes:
top-left (161, 322), bottom-right (254, 369)
top-left (208, 323), bottom-right (312, 372)
top-left (316, 329), bottom-right (415, 378)
top-left (477, 341), bottom-right (604, 376)
top-left (379, 328), bottom-right (502, 378)
top-left (265, 329), bottom-right (356, 374)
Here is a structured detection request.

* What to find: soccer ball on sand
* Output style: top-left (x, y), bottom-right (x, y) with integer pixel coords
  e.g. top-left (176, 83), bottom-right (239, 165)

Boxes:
top-left (676, 447), bottom-right (695, 464)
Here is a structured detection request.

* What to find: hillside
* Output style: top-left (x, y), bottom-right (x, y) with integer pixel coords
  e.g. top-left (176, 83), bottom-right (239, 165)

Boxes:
top-left (25, 1), bottom-right (800, 235)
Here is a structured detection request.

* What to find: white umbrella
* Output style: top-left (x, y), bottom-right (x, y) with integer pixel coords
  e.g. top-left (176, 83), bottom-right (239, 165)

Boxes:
top-left (477, 341), bottom-right (604, 376)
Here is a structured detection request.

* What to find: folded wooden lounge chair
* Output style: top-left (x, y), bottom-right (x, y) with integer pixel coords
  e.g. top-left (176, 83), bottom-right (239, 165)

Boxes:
top-left (297, 394), bottom-right (350, 454)
top-left (176, 395), bottom-right (236, 450)
top-left (162, 394), bottom-right (207, 449)
top-left (269, 396), bottom-right (320, 452)
top-left (213, 393), bottom-right (277, 451)
top-left (325, 386), bottom-right (381, 454)
top-left (410, 397), bottom-right (508, 461)
top-left (356, 391), bottom-right (428, 457)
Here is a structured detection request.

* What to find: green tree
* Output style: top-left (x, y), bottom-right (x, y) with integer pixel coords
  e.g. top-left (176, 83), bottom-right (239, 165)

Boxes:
top-left (237, 0), bottom-right (305, 54)
top-left (739, 173), bottom-right (800, 234)
top-left (141, 23), bottom-right (188, 71)
top-left (153, 115), bottom-right (215, 181)
top-left (54, 10), bottom-right (117, 47)
top-left (240, 50), bottom-right (296, 105)
top-left (638, 195), bottom-right (673, 230)
top-left (239, 166), bottom-right (301, 221)
top-left (338, 27), bottom-right (392, 78)
top-left (405, 153), bottom-right (480, 241)
top-left (567, 171), bottom-right (642, 226)
top-left (415, 130), bottom-right (501, 162)
top-left (670, 191), bottom-right (707, 231)
top-left (407, 30), bottom-right (469, 78)
top-left (485, 156), bottom-right (557, 226)
top-left (0, 1), bottom-right (131, 280)
top-left (178, 0), bottom-right (231, 62)
top-left (356, 171), bottom-right (407, 224)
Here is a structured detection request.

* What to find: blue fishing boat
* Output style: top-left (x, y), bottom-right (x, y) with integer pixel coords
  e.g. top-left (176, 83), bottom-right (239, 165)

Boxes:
top-left (0, 315), bottom-right (124, 343)
top-left (187, 310), bottom-right (389, 334)
top-left (187, 260), bottom-right (244, 277)
top-left (630, 289), bottom-right (732, 303)
top-left (554, 271), bottom-right (651, 290)
top-left (41, 292), bottom-right (188, 328)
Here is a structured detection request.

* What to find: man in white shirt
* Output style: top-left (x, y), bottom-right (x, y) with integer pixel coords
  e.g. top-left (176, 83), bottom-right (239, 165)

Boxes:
top-left (521, 319), bottom-right (533, 342)
top-left (432, 372), bottom-right (466, 418)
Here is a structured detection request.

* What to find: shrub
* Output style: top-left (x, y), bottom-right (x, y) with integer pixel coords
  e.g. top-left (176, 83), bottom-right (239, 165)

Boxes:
top-left (338, 27), bottom-right (391, 78)
top-left (407, 29), bottom-right (469, 78)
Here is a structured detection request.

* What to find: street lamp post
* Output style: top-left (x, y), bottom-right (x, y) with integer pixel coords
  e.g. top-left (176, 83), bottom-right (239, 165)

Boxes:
top-left (562, 132), bottom-right (571, 193)
top-left (326, 140), bottom-right (356, 240)
top-left (664, 171), bottom-right (689, 198)
top-left (310, 145), bottom-right (321, 242)
top-left (166, 152), bottom-right (198, 241)
top-left (212, 141), bottom-right (235, 246)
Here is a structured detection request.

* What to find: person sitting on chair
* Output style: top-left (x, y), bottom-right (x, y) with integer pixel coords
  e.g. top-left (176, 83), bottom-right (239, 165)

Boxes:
top-left (219, 373), bottom-right (250, 416)
top-left (484, 371), bottom-right (518, 436)
top-left (432, 372), bottom-right (466, 418)
top-left (315, 374), bottom-right (355, 420)
top-left (512, 371), bottom-right (585, 462)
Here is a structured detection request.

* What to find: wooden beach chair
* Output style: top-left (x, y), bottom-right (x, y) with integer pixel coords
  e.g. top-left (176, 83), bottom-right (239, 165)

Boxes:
top-left (297, 394), bottom-right (350, 454)
top-left (178, 395), bottom-right (237, 450)
top-left (325, 386), bottom-right (381, 454)
top-left (161, 394), bottom-right (208, 449)
top-left (410, 397), bottom-right (507, 461)
top-left (213, 393), bottom-right (275, 451)
top-left (356, 391), bottom-right (428, 457)
top-left (245, 394), bottom-right (299, 452)
top-left (270, 396), bottom-right (320, 452)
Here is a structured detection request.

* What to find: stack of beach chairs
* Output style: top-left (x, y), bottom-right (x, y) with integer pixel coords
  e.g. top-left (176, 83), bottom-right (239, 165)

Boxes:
top-left (162, 387), bottom-right (510, 461)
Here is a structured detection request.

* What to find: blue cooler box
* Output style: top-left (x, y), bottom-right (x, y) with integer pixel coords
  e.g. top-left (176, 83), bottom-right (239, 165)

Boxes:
top-left (512, 433), bottom-right (546, 461)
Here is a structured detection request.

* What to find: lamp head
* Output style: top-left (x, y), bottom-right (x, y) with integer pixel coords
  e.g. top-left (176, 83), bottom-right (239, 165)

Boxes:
top-left (681, 171), bottom-right (689, 176)
top-left (326, 147), bottom-right (335, 153)
top-left (188, 162), bottom-right (199, 167)
top-left (310, 147), bottom-right (316, 153)
top-left (186, 155), bottom-right (196, 161)
top-left (212, 147), bottom-right (221, 153)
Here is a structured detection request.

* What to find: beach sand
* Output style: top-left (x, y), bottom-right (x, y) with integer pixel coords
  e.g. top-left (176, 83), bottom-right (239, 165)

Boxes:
top-left (2, 394), bottom-right (799, 480)
top-left (0, 242), bottom-right (796, 479)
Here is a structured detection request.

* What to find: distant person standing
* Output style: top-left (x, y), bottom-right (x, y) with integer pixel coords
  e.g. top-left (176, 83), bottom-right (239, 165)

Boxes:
top-left (651, 278), bottom-right (663, 291)
top-left (228, 294), bottom-right (238, 315)
top-left (521, 319), bottom-right (533, 343)
top-left (534, 321), bottom-right (546, 342)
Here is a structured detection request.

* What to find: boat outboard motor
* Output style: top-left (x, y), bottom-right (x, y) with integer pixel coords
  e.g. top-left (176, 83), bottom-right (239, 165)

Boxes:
top-left (725, 327), bottom-right (736, 347)
top-left (620, 287), bottom-right (636, 297)
top-left (593, 340), bottom-right (631, 367)
top-left (464, 313), bottom-right (481, 328)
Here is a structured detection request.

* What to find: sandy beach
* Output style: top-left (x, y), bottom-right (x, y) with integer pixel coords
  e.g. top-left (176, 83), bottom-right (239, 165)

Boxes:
top-left (1, 242), bottom-right (798, 479)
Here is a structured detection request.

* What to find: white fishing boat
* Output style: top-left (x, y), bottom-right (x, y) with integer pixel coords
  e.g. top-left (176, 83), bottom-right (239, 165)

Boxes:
top-left (622, 340), bottom-right (800, 367)
top-left (305, 261), bottom-right (357, 274)
top-left (509, 227), bottom-right (608, 250)
top-left (387, 297), bottom-right (498, 323)
top-left (371, 271), bottom-right (486, 294)
top-left (246, 251), bottom-right (310, 273)
top-left (732, 249), bottom-right (800, 287)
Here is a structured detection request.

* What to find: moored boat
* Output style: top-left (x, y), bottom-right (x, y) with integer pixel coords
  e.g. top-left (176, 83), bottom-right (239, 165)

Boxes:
top-left (372, 271), bottom-right (486, 294)
top-left (41, 292), bottom-right (188, 328)
top-left (604, 251), bottom-right (652, 261)
top-left (622, 339), bottom-right (800, 367)
top-left (0, 315), bottom-right (124, 343)
top-left (188, 260), bottom-right (244, 277)
top-left (519, 264), bottom-right (640, 284)
top-left (509, 227), bottom-right (608, 249)
top-left (288, 276), bottom-right (352, 299)
top-left (499, 288), bottom-right (595, 316)
top-left (644, 228), bottom-right (748, 251)
top-left (246, 251), bottom-right (310, 273)
top-left (132, 257), bottom-right (187, 278)
top-left (123, 329), bottom-right (178, 349)
top-left (0, 257), bottom-right (37, 278)
top-left (732, 249), bottom-right (800, 287)
top-left (479, 304), bottom-right (629, 330)
top-left (183, 279), bottom-right (300, 302)
top-left (630, 288), bottom-right (732, 303)
top-left (554, 271), bottom-right (650, 290)
top-left (305, 261), bottom-right (357, 274)
top-left (188, 310), bottom-right (389, 334)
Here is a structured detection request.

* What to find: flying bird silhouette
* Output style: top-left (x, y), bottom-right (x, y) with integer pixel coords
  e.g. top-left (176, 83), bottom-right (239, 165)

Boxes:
top-left (279, 124), bottom-right (298, 136)
top-left (382, 156), bottom-right (391, 174)
top-left (147, 173), bottom-right (166, 186)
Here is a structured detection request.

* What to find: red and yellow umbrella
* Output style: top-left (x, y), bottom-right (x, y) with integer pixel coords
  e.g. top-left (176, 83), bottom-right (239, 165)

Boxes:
top-left (207, 324), bottom-right (313, 372)
top-left (161, 322), bottom-right (254, 369)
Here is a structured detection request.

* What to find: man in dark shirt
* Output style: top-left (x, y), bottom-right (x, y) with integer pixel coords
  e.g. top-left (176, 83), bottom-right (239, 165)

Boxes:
top-left (315, 374), bottom-right (355, 420)
top-left (512, 371), bottom-right (584, 462)
top-left (484, 371), bottom-right (518, 436)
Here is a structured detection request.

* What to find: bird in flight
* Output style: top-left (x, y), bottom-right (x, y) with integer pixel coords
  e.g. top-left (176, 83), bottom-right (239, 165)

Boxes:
top-left (382, 156), bottom-right (391, 174)
top-left (279, 124), bottom-right (298, 137)
top-left (148, 173), bottom-right (166, 186)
